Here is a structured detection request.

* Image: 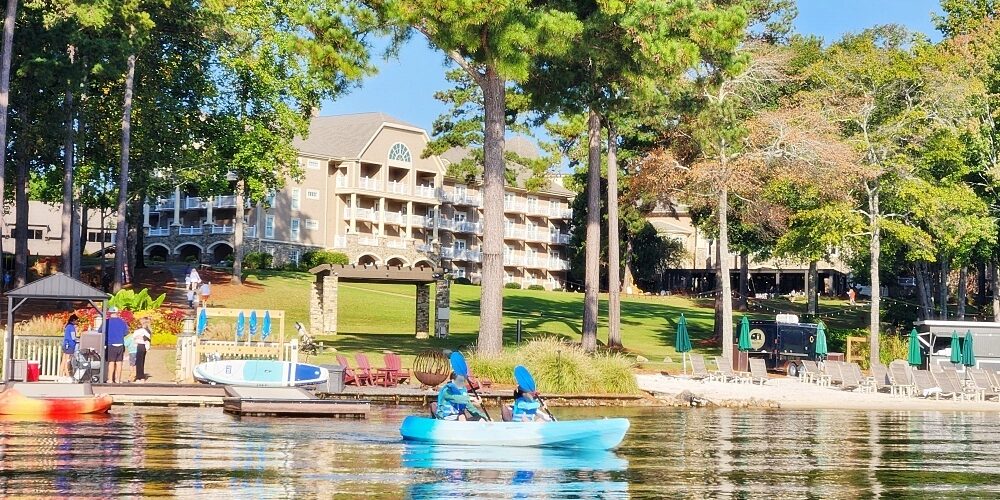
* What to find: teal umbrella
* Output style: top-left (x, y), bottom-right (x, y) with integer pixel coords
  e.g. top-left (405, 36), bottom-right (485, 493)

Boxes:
top-left (907, 328), bottom-right (922, 367)
top-left (737, 316), bottom-right (751, 351)
top-left (949, 331), bottom-right (962, 365)
top-left (962, 330), bottom-right (976, 368)
top-left (249, 310), bottom-right (258, 337)
top-left (196, 308), bottom-right (207, 336)
top-left (815, 321), bottom-right (829, 360)
top-left (236, 311), bottom-right (245, 342)
top-left (262, 311), bottom-right (272, 341)
top-left (674, 314), bottom-right (693, 374)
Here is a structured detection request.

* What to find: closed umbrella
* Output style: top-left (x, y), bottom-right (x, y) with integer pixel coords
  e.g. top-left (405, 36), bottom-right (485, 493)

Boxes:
top-left (737, 316), bottom-right (752, 372)
top-left (815, 321), bottom-right (829, 361)
top-left (236, 311), bottom-right (245, 343)
top-left (196, 308), bottom-right (207, 336)
top-left (962, 330), bottom-right (976, 368)
top-left (907, 328), bottom-right (922, 367)
top-left (949, 330), bottom-right (961, 365)
top-left (249, 310), bottom-right (258, 339)
top-left (675, 314), bottom-right (693, 374)
top-left (262, 311), bottom-right (272, 341)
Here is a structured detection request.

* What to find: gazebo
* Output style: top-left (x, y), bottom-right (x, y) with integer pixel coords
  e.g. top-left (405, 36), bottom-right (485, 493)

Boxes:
top-left (3, 273), bottom-right (110, 382)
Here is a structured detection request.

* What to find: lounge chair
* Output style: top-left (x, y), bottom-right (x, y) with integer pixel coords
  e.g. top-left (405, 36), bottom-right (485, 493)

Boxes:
top-left (689, 354), bottom-right (711, 380)
top-left (336, 354), bottom-right (367, 386)
top-left (383, 352), bottom-right (411, 386)
top-left (940, 368), bottom-right (980, 401)
top-left (888, 360), bottom-right (916, 397)
top-left (837, 362), bottom-right (864, 392)
top-left (910, 368), bottom-right (946, 399)
top-left (966, 368), bottom-right (999, 401)
top-left (355, 353), bottom-right (388, 386)
top-left (823, 361), bottom-right (846, 387)
top-left (870, 363), bottom-right (891, 393)
top-left (710, 356), bottom-right (750, 383)
top-left (747, 358), bottom-right (770, 385)
top-left (799, 360), bottom-right (831, 386)
top-left (848, 362), bottom-right (877, 393)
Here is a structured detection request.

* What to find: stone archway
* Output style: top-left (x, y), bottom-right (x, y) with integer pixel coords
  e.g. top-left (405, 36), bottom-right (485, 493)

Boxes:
top-left (176, 243), bottom-right (202, 263)
top-left (209, 242), bottom-right (234, 264)
top-left (413, 259), bottom-right (433, 269)
top-left (145, 244), bottom-right (170, 262)
top-left (357, 254), bottom-right (379, 266)
top-left (386, 256), bottom-right (408, 267)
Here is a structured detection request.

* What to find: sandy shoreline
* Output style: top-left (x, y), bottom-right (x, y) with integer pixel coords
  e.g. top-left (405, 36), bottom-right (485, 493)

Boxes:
top-left (637, 374), bottom-right (1000, 412)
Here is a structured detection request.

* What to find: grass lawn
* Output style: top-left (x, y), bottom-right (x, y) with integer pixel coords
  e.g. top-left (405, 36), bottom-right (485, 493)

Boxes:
top-left (209, 270), bottom-right (869, 369)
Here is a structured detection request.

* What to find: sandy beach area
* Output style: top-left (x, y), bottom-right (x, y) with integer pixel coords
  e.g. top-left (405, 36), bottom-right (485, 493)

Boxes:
top-left (638, 373), bottom-right (1000, 412)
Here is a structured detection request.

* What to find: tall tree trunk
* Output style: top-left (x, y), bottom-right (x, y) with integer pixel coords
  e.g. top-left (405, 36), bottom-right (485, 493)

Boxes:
top-left (78, 204), bottom-right (88, 259)
top-left (70, 203), bottom-right (81, 278)
top-left (915, 262), bottom-right (929, 321)
top-left (992, 260), bottom-right (1000, 320)
top-left (738, 253), bottom-right (749, 311)
top-left (13, 114), bottom-right (28, 287)
top-left (713, 242), bottom-right (722, 342)
top-left (61, 86), bottom-right (74, 275)
top-left (939, 258), bottom-right (949, 320)
top-left (606, 121), bottom-right (621, 349)
top-left (474, 65), bottom-right (506, 356)
top-left (113, 54), bottom-right (136, 291)
top-left (582, 108), bottom-right (601, 353)
top-left (234, 180), bottom-right (245, 282)
top-left (977, 260), bottom-right (987, 307)
top-left (0, 0), bottom-right (16, 282)
top-left (718, 185), bottom-right (734, 364)
top-left (958, 266), bottom-right (968, 320)
top-left (807, 260), bottom-right (818, 316)
top-left (134, 189), bottom-right (145, 269)
top-left (128, 195), bottom-right (140, 275)
top-left (868, 186), bottom-right (881, 366)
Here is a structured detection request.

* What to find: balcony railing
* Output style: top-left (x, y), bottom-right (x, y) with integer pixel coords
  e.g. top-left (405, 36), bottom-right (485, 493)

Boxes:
top-left (178, 225), bottom-right (203, 236)
top-left (344, 207), bottom-right (378, 222)
top-left (453, 250), bottom-right (482, 263)
top-left (383, 212), bottom-right (404, 225)
top-left (453, 221), bottom-right (481, 234)
top-left (548, 259), bottom-right (570, 271)
top-left (435, 217), bottom-right (455, 231)
top-left (440, 247), bottom-right (455, 259)
top-left (523, 256), bottom-right (544, 268)
top-left (387, 181), bottom-right (409, 195)
top-left (504, 201), bottom-right (527, 213)
top-left (409, 215), bottom-right (427, 227)
top-left (358, 236), bottom-right (380, 246)
top-left (453, 194), bottom-right (482, 206)
top-left (504, 227), bottom-right (525, 239)
top-left (549, 233), bottom-right (572, 245)
top-left (552, 209), bottom-right (573, 219)
top-left (386, 238), bottom-right (408, 249)
top-left (415, 185), bottom-right (436, 199)
top-left (524, 230), bottom-right (548, 242)
top-left (184, 197), bottom-right (203, 209)
top-left (503, 254), bottom-right (523, 266)
top-left (358, 177), bottom-right (382, 191)
top-left (210, 225), bottom-right (235, 234)
top-left (213, 195), bottom-right (237, 208)
top-left (155, 199), bottom-right (175, 211)
top-left (146, 227), bottom-right (170, 237)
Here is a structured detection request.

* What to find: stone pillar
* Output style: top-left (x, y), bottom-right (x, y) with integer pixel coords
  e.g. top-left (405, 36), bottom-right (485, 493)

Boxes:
top-left (322, 274), bottom-right (338, 334)
top-left (172, 186), bottom-right (182, 226)
top-left (309, 276), bottom-right (323, 335)
top-left (378, 197), bottom-right (386, 236)
top-left (206, 196), bottom-right (214, 225)
top-left (142, 203), bottom-right (150, 228)
top-left (405, 200), bottom-right (413, 239)
top-left (349, 193), bottom-right (357, 233)
top-left (434, 277), bottom-right (451, 338)
top-left (415, 283), bottom-right (430, 339)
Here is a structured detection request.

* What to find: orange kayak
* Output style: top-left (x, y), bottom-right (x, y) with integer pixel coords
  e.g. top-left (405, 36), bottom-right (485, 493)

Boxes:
top-left (0, 389), bottom-right (112, 416)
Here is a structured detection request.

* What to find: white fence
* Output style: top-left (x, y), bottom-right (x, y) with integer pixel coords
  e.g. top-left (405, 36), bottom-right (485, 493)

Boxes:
top-left (10, 336), bottom-right (63, 380)
top-left (176, 336), bottom-right (298, 383)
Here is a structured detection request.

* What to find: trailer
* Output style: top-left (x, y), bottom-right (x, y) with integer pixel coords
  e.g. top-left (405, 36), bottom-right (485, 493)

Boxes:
top-left (741, 316), bottom-right (825, 377)
top-left (914, 320), bottom-right (1000, 372)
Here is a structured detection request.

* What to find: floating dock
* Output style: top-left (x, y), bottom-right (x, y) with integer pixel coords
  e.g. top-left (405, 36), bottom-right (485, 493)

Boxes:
top-left (222, 386), bottom-right (369, 418)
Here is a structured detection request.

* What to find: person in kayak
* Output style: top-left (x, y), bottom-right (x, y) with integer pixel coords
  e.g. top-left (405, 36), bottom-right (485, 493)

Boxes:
top-left (436, 372), bottom-right (488, 421)
top-left (512, 387), bottom-right (552, 422)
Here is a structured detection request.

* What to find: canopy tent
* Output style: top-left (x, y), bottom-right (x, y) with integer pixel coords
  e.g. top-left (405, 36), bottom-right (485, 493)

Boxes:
top-left (3, 273), bottom-right (110, 382)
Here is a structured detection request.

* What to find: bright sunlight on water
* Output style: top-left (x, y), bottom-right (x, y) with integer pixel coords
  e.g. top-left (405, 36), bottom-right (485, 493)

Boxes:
top-left (0, 406), bottom-right (998, 498)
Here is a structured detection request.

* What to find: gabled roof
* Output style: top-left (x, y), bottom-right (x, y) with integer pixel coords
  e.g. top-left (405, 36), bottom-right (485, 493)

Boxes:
top-left (292, 112), bottom-right (422, 159)
top-left (7, 273), bottom-right (109, 301)
top-left (441, 136), bottom-right (574, 196)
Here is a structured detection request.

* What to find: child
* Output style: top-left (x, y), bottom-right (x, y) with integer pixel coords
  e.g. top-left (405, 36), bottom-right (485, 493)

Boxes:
top-left (186, 289), bottom-right (196, 308)
top-left (123, 328), bottom-right (137, 382)
top-left (435, 372), bottom-right (488, 421)
top-left (200, 281), bottom-right (211, 307)
top-left (512, 387), bottom-right (551, 422)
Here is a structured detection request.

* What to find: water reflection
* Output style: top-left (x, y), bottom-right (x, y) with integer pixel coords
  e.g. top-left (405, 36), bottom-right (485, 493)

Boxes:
top-left (0, 406), bottom-right (995, 497)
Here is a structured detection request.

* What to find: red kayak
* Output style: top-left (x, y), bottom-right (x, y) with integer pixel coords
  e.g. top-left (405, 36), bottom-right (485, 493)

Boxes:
top-left (0, 388), bottom-right (112, 416)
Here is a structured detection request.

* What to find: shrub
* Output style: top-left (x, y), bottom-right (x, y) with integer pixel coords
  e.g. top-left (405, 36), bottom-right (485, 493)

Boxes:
top-left (852, 332), bottom-right (911, 370)
top-left (243, 251), bottom-right (273, 270)
top-left (527, 284), bottom-right (545, 291)
top-left (184, 255), bottom-right (199, 263)
top-left (504, 282), bottom-right (522, 289)
top-left (454, 277), bottom-right (473, 285)
top-left (301, 250), bottom-right (349, 268)
top-left (467, 337), bottom-right (639, 394)
top-left (108, 288), bottom-right (166, 312)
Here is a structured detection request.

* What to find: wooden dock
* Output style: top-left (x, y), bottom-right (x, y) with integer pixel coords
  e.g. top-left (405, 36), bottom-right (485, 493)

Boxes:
top-left (222, 387), bottom-right (369, 418)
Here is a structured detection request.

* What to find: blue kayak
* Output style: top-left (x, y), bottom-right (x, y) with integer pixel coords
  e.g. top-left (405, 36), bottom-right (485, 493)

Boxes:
top-left (399, 416), bottom-right (630, 450)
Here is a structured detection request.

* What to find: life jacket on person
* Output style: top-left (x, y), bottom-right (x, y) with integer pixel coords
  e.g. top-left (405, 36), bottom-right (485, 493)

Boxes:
top-left (511, 387), bottom-right (543, 422)
top-left (435, 374), bottom-right (471, 420)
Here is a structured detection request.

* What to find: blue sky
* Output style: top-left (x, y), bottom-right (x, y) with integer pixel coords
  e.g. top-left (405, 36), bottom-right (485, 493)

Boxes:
top-left (320, 0), bottom-right (943, 132)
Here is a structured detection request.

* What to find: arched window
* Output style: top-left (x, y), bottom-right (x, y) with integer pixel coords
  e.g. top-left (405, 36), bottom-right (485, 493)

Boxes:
top-left (388, 143), bottom-right (412, 163)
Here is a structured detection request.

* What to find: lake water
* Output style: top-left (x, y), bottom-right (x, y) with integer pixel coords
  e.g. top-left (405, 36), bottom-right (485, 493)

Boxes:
top-left (0, 406), bottom-right (998, 498)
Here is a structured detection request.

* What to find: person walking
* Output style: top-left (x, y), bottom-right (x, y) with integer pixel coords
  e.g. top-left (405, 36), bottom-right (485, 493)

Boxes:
top-left (848, 287), bottom-right (857, 306)
top-left (60, 314), bottom-right (79, 378)
top-left (189, 267), bottom-right (202, 291)
top-left (132, 317), bottom-right (152, 382)
top-left (105, 308), bottom-right (129, 383)
top-left (200, 281), bottom-right (211, 307)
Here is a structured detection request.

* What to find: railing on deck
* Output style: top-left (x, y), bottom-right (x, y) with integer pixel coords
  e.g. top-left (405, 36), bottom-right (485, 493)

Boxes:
top-left (176, 336), bottom-right (298, 384)
top-left (12, 336), bottom-right (63, 380)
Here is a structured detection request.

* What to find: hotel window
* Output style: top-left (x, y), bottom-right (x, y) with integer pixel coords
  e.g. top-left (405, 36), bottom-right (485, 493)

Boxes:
top-left (454, 267), bottom-right (466, 279)
top-left (266, 191), bottom-right (276, 207)
top-left (305, 219), bottom-right (319, 230)
top-left (290, 188), bottom-right (301, 210)
top-left (504, 192), bottom-right (515, 204)
top-left (290, 218), bottom-right (301, 241)
top-left (454, 210), bottom-right (467, 222)
top-left (265, 215), bottom-right (275, 238)
top-left (87, 231), bottom-right (113, 243)
top-left (454, 240), bottom-right (466, 252)
top-left (290, 250), bottom-right (301, 265)
top-left (306, 159), bottom-right (321, 170)
top-left (13, 228), bottom-right (44, 240)
top-left (306, 189), bottom-right (320, 200)
top-left (550, 199), bottom-right (560, 213)
top-left (388, 143), bottom-right (412, 163)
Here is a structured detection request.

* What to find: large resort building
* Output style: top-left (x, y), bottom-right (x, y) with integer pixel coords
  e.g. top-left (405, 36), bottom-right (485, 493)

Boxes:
top-left (140, 113), bottom-right (576, 290)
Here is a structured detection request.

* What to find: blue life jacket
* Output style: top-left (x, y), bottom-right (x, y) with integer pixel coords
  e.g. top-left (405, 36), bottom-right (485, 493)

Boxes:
top-left (512, 397), bottom-right (541, 421)
top-left (436, 381), bottom-right (471, 419)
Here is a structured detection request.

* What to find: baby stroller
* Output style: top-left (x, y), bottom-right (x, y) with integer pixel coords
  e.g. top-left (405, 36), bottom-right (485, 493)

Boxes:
top-left (72, 331), bottom-right (104, 383)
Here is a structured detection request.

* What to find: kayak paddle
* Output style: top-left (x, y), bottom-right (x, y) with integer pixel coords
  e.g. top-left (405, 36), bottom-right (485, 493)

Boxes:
top-left (449, 351), bottom-right (491, 421)
top-left (513, 365), bottom-right (557, 421)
